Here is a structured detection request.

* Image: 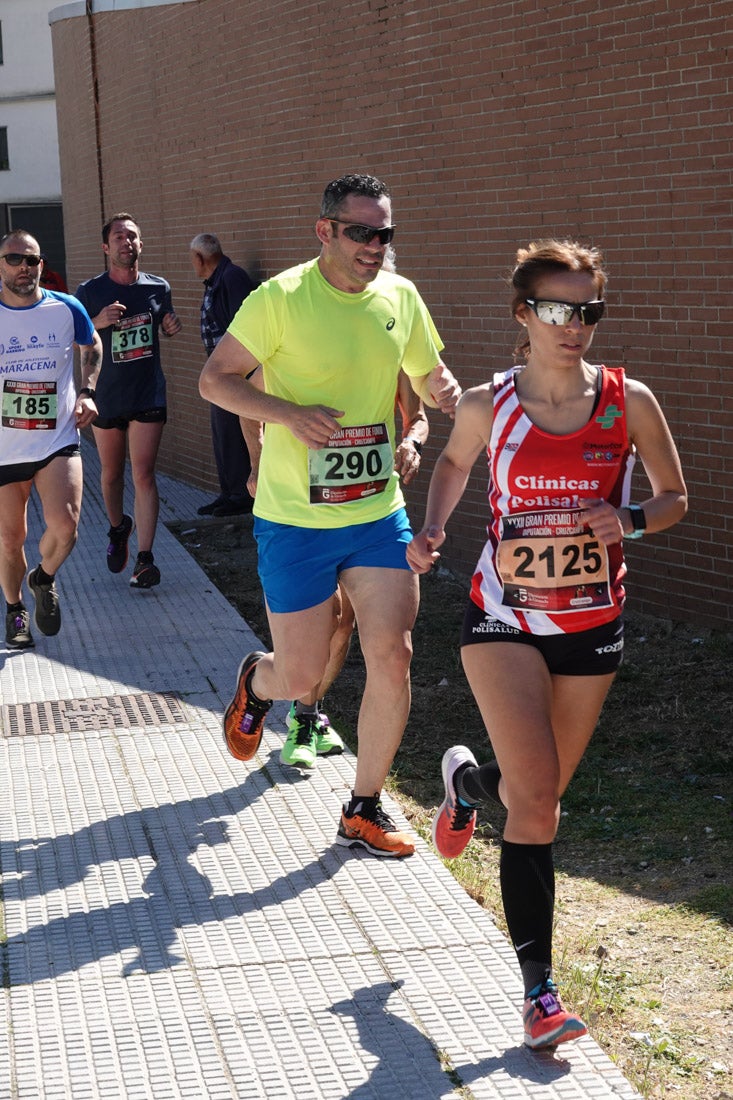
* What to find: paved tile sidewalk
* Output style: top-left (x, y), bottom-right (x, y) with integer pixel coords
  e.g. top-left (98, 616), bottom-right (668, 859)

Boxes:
top-left (0, 441), bottom-right (639, 1099)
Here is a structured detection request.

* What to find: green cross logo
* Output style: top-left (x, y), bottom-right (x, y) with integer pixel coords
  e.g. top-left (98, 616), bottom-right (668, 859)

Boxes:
top-left (596, 404), bottom-right (623, 430)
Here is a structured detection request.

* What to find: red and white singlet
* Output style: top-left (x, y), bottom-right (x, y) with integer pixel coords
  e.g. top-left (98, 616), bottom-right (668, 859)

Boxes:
top-left (469, 365), bottom-right (636, 635)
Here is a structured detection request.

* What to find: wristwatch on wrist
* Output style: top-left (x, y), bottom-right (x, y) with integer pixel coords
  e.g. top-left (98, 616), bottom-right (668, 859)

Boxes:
top-left (78, 387), bottom-right (96, 399)
top-left (624, 504), bottom-right (647, 540)
top-left (405, 438), bottom-right (423, 455)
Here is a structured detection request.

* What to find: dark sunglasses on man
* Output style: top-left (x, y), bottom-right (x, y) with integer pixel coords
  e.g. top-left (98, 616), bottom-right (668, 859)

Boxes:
top-left (0, 253), bottom-right (43, 268)
top-left (327, 219), bottom-right (396, 246)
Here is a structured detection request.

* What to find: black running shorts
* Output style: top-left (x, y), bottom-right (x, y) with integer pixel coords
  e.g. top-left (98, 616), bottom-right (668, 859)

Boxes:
top-left (460, 598), bottom-right (624, 676)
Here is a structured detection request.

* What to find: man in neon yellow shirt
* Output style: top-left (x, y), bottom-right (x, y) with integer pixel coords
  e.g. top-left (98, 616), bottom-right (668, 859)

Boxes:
top-left (199, 173), bottom-right (460, 857)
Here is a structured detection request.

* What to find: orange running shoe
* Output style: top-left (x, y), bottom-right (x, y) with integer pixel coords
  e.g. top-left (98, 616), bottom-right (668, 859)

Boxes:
top-left (523, 975), bottom-right (588, 1049)
top-left (223, 651), bottom-right (272, 761)
top-left (336, 794), bottom-right (415, 858)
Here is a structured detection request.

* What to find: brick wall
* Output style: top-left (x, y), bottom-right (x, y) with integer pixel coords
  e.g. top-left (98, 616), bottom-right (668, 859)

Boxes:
top-left (51, 0), bottom-right (732, 628)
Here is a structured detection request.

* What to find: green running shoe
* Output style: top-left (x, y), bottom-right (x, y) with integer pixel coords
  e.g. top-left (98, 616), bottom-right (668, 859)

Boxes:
top-left (315, 709), bottom-right (344, 756)
top-left (280, 707), bottom-right (318, 768)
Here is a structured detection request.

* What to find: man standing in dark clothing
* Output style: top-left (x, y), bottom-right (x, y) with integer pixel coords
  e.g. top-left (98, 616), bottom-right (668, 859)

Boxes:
top-left (190, 233), bottom-right (256, 516)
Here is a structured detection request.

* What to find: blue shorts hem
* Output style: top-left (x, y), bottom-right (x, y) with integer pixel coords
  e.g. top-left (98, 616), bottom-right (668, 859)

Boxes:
top-left (254, 509), bottom-right (413, 614)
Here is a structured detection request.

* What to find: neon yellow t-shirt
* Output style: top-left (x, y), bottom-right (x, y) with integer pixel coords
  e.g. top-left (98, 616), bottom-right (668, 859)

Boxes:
top-left (227, 258), bottom-right (444, 528)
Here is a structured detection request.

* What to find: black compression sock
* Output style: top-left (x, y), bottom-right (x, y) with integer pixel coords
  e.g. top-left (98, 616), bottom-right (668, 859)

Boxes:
top-left (500, 839), bottom-right (555, 997)
top-left (456, 760), bottom-right (503, 806)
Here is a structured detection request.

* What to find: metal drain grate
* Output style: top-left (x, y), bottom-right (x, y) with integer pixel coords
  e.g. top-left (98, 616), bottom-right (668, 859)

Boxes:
top-left (1, 691), bottom-right (188, 737)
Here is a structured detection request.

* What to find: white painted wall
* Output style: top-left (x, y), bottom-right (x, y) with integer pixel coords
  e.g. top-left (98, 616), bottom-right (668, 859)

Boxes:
top-left (0, 0), bottom-right (61, 202)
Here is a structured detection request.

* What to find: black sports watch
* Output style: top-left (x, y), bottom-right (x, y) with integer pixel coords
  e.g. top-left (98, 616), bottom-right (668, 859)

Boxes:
top-left (78, 387), bottom-right (96, 399)
top-left (405, 438), bottom-right (423, 456)
top-left (624, 504), bottom-right (647, 540)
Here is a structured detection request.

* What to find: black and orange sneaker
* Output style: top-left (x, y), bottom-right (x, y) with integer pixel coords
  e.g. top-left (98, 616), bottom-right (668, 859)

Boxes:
top-left (27, 567), bottom-right (61, 636)
top-left (129, 551), bottom-right (160, 589)
top-left (223, 651), bottom-right (272, 761)
top-left (523, 974), bottom-right (588, 1049)
top-left (336, 794), bottom-right (415, 858)
top-left (107, 514), bottom-right (134, 573)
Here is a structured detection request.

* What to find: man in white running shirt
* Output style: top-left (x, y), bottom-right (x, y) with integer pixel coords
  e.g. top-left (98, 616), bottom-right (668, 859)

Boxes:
top-left (0, 230), bottom-right (102, 649)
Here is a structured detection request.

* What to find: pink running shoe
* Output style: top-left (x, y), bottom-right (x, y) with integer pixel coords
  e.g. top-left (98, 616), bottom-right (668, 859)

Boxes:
top-left (431, 745), bottom-right (478, 859)
top-left (523, 976), bottom-right (588, 1049)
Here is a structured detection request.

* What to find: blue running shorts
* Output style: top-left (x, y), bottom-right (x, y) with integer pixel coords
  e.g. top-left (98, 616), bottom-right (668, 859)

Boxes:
top-left (254, 508), bottom-right (413, 614)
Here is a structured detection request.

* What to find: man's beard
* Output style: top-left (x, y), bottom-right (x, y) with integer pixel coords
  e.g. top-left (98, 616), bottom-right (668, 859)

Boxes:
top-left (7, 276), bottom-right (39, 297)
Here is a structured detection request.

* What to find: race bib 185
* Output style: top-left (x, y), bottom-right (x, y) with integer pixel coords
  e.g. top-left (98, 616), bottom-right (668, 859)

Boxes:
top-left (2, 379), bottom-right (58, 430)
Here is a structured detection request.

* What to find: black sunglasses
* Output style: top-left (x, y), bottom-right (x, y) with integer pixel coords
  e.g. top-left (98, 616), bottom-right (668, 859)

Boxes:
top-left (0, 253), bottom-right (42, 267)
top-left (327, 219), bottom-right (396, 246)
top-left (525, 298), bottom-right (605, 326)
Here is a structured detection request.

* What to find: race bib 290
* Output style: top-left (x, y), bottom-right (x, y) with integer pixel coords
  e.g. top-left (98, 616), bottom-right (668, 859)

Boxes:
top-left (308, 422), bottom-right (394, 505)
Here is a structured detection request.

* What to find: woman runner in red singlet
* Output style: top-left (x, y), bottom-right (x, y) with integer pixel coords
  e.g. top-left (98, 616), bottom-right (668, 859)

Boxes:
top-left (407, 239), bottom-right (687, 1050)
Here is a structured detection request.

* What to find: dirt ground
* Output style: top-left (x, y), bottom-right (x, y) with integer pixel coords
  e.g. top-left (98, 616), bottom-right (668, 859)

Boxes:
top-left (170, 514), bottom-right (732, 1100)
